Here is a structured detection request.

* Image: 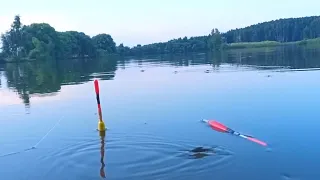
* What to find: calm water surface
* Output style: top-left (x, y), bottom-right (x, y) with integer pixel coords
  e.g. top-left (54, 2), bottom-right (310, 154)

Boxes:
top-left (1, 46), bottom-right (320, 180)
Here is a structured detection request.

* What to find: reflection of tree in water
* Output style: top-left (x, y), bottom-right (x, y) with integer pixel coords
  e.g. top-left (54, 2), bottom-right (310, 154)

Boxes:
top-left (117, 46), bottom-right (320, 71)
top-left (206, 50), bottom-right (223, 68)
top-left (119, 53), bottom-right (213, 68)
top-left (3, 46), bottom-right (320, 108)
top-left (58, 56), bottom-right (118, 83)
top-left (0, 64), bottom-right (4, 71)
top-left (0, 73), bottom-right (2, 89)
top-left (3, 56), bottom-right (118, 107)
top-left (224, 46), bottom-right (320, 69)
top-left (0, 64), bottom-right (5, 88)
top-left (99, 131), bottom-right (106, 178)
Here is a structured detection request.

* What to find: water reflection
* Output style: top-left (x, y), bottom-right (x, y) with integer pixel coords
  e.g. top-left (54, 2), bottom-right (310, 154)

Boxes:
top-left (99, 131), bottom-right (106, 179)
top-left (1, 45), bottom-right (320, 108)
top-left (221, 45), bottom-right (320, 69)
top-left (0, 72), bottom-right (2, 89)
top-left (121, 45), bottom-right (320, 70)
top-left (1, 45), bottom-right (320, 180)
top-left (0, 56), bottom-right (118, 108)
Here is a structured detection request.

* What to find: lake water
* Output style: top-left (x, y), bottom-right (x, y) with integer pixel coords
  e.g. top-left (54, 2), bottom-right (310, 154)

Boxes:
top-left (1, 45), bottom-right (320, 180)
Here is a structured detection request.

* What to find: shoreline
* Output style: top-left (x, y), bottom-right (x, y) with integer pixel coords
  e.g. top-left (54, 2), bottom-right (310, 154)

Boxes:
top-left (1, 38), bottom-right (320, 63)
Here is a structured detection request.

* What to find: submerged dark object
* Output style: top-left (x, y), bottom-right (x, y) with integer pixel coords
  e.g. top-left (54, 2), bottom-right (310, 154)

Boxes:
top-left (187, 147), bottom-right (216, 159)
top-left (190, 147), bottom-right (211, 153)
top-left (180, 146), bottom-right (233, 159)
top-left (190, 152), bottom-right (210, 159)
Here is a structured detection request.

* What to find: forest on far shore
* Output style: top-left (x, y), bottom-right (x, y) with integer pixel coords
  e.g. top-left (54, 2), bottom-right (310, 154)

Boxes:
top-left (1, 15), bottom-right (320, 62)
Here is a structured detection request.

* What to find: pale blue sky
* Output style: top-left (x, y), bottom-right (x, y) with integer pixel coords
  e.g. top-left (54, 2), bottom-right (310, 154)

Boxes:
top-left (1, 0), bottom-right (319, 47)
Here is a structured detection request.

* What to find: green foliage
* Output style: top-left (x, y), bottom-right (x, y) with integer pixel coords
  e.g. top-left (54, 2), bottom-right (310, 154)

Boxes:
top-left (1, 34), bottom-right (10, 56)
top-left (3, 57), bottom-right (118, 107)
top-left (124, 35), bottom-right (212, 56)
top-left (57, 31), bottom-right (79, 58)
top-left (305, 18), bottom-right (320, 39)
top-left (124, 16), bottom-right (320, 55)
top-left (22, 23), bottom-right (58, 57)
top-left (0, 15), bottom-right (116, 61)
top-left (58, 31), bottom-right (96, 58)
top-left (28, 37), bottom-right (52, 59)
top-left (2, 15), bottom-right (320, 60)
top-left (92, 34), bottom-right (117, 54)
top-left (1, 15), bottom-right (24, 57)
top-left (117, 43), bottom-right (130, 56)
top-left (209, 28), bottom-right (223, 50)
top-left (224, 16), bottom-right (320, 43)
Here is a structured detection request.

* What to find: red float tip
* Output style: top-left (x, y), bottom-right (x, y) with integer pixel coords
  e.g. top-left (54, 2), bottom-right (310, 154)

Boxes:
top-left (94, 80), bottom-right (99, 94)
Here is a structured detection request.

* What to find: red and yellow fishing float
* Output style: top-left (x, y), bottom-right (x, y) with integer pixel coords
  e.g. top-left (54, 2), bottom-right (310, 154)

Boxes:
top-left (94, 80), bottom-right (106, 131)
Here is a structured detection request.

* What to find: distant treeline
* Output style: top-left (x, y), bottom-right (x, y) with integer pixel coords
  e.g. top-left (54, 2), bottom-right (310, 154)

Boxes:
top-left (1, 15), bottom-right (320, 61)
top-left (121, 29), bottom-right (222, 56)
top-left (0, 15), bottom-right (222, 60)
top-left (128, 16), bottom-right (320, 54)
top-left (224, 15), bottom-right (320, 43)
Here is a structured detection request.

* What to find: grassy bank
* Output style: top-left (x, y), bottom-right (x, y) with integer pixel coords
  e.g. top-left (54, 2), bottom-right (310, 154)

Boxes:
top-left (226, 38), bottom-right (320, 49)
top-left (226, 41), bottom-right (282, 49)
top-left (292, 38), bottom-right (320, 46)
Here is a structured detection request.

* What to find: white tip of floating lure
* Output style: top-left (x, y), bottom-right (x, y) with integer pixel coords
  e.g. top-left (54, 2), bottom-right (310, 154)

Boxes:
top-left (201, 119), bottom-right (209, 123)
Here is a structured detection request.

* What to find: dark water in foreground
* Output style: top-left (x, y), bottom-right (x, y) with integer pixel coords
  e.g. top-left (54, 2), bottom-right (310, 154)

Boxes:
top-left (1, 46), bottom-right (320, 180)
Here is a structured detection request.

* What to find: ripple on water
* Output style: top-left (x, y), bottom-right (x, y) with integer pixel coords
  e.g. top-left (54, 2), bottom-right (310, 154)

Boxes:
top-left (38, 132), bottom-right (234, 179)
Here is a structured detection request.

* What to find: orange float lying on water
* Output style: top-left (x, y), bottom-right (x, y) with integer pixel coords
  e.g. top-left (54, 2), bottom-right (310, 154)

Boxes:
top-left (202, 119), bottom-right (267, 146)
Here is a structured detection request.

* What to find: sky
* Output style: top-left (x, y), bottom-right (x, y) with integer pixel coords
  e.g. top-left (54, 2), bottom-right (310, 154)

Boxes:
top-left (0, 0), bottom-right (320, 47)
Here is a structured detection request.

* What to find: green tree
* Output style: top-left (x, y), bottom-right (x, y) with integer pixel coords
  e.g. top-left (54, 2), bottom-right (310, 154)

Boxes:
top-left (309, 18), bottom-right (320, 38)
top-left (223, 16), bottom-right (320, 43)
top-left (1, 34), bottom-right (10, 56)
top-left (1, 15), bottom-right (24, 58)
top-left (92, 34), bottom-right (117, 54)
top-left (117, 43), bottom-right (125, 55)
top-left (1, 15), bottom-right (118, 60)
top-left (57, 31), bottom-right (96, 58)
top-left (209, 28), bottom-right (222, 50)
top-left (22, 23), bottom-right (59, 58)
